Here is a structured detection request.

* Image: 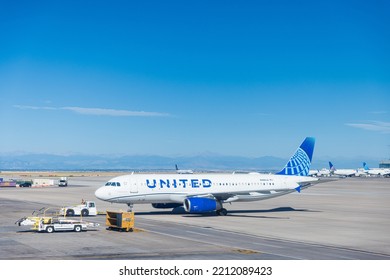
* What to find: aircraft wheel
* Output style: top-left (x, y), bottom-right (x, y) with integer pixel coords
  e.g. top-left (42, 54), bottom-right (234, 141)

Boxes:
top-left (217, 208), bottom-right (228, 216)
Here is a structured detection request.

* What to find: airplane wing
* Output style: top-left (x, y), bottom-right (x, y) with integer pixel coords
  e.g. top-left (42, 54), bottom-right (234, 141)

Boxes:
top-left (295, 177), bottom-right (338, 191)
top-left (183, 177), bottom-right (334, 203)
top-left (167, 187), bottom-right (297, 204)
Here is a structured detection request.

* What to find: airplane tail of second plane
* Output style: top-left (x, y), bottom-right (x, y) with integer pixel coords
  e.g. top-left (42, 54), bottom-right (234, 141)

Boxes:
top-left (276, 137), bottom-right (315, 176)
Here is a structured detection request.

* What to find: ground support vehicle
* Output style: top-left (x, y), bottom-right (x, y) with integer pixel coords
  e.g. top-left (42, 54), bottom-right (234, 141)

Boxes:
top-left (17, 216), bottom-right (99, 233)
top-left (37, 217), bottom-right (99, 233)
top-left (58, 177), bottom-right (68, 186)
top-left (16, 207), bottom-right (99, 233)
top-left (106, 211), bottom-right (135, 232)
top-left (16, 207), bottom-right (59, 228)
top-left (60, 201), bottom-right (97, 216)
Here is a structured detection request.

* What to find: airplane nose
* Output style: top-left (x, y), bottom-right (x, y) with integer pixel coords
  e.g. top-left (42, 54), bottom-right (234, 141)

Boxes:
top-left (95, 187), bottom-right (108, 201)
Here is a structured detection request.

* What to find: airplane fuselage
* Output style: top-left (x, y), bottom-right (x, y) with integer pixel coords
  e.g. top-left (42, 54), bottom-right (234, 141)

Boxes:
top-left (95, 173), bottom-right (317, 205)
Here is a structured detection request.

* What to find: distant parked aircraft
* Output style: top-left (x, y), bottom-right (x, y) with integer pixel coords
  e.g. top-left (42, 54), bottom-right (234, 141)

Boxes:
top-left (175, 164), bottom-right (194, 174)
top-left (329, 162), bottom-right (357, 177)
top-left (363, 162), bottom-right (390, 177)
top-left (309, 168), bottom-right (332, 177)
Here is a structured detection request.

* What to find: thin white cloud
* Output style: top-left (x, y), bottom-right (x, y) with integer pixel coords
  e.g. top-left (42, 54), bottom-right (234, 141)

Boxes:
top-left (62, 107), bottom-right (170, 117)
top-left (14, 105), bottom-right (57, 110)
top-left (346, 121), bottom-right (390, 134)
top-left (14, 105), bottom-right (170, 117)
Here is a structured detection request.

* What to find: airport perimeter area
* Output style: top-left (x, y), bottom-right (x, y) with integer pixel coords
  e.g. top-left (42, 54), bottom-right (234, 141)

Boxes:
top-left (0, 172), bottom-right (389, 260)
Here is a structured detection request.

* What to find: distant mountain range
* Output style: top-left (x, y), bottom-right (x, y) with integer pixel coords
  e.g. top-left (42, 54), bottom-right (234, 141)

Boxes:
top-left (0, 153), bottom-right (284, 172)
top-left (0, 153), bottom-right (381, 171)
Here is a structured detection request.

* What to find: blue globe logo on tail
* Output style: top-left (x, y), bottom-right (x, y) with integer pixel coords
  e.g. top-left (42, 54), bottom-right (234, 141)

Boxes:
top-left (276, 137), bottom-right (315, 176)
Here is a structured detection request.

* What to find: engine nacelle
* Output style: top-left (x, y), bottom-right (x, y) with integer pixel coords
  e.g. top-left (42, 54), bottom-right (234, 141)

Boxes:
top-left (183, 197), bottom-right (221, 213)
top-left (151, 203), bottom-right (182, 209)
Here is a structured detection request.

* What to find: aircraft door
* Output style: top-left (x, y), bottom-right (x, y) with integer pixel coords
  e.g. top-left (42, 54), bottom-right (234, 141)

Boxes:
top-left (129, 180), bottom-right (138, 193)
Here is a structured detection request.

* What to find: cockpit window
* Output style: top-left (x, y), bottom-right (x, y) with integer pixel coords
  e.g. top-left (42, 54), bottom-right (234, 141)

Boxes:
top-left (105, 182), bottom-right (121, 187)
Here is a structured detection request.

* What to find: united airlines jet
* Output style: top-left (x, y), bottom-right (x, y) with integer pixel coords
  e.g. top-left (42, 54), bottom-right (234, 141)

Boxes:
top-left (329, 162), bottom-right (357, 177)
top-left (175, 164), bottom-right (194, 174)
top-left (363, 162), bottom-right (390, 177)
top-left (95, 137), bottom-right (318, 215)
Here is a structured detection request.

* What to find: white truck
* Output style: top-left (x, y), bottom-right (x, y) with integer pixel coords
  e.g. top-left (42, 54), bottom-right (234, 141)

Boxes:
top-left (58, 177), bottom-right (68, 187)
top-left (60, 201), bottom-right (97, 217)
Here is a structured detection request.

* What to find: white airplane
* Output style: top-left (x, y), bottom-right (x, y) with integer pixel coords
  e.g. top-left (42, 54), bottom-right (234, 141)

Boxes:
top-left (175, 164), bottom-right (194, 174)
top-left (95, 137), bottom-right (319, 215)
top-left (307, 169), bottom-right (331, 177)
top-left (363, 162), bottom-right (390, 177)
top-left (355, 168), bottom-right (369, 177)
top-left (317, 168), bottom-right (332, 177)
top-left (329, 162), bottom-right (357, 177)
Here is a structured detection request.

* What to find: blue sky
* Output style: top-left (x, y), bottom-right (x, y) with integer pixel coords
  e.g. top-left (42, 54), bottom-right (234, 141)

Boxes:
top-left (1, 0), bottom-right (389, 164)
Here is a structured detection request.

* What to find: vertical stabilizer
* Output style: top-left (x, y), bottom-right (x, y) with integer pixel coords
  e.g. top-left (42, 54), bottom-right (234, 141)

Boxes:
top-left (276, 137), bottom-right (315, 176)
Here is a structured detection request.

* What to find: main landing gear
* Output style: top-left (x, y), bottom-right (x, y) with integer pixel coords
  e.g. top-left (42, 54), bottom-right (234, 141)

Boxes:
top-left (216, 208), bottom-right (228, 216)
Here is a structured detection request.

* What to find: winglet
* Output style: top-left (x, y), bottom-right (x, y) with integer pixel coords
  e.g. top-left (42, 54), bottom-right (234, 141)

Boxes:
top-left (276, 137), bottom-right (315, 176)
top-left (295, 186), bottom-right (301, 193)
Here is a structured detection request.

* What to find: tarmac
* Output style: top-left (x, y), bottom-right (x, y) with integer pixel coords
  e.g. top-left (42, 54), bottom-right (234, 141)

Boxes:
top-left (0, 173), bottom-right (389, 260)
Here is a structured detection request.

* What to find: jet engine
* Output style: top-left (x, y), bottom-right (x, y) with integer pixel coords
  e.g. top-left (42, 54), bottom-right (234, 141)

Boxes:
top-left (183, 197), bottom-right (221, 213)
